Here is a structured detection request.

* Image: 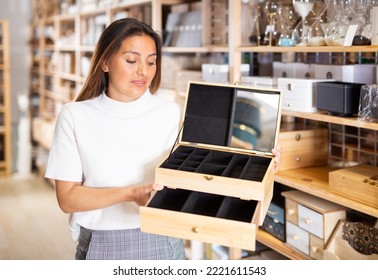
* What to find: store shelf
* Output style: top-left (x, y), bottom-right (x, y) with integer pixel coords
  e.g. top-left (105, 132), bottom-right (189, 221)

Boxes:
top-left (237, 45), bottom-right (378, 53)
top-left (256, 229), bottom-right (311, 260)
top-left (282, 110), bottom-right (378, 131)
top-left (163, 45), bottom-right (229, 53)
top-left (275, 167), bottom-right (378, 218)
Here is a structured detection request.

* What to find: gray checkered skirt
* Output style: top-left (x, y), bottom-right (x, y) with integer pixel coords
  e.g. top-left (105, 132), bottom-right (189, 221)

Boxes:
top-left (75, 227), bottom-right (185, 260)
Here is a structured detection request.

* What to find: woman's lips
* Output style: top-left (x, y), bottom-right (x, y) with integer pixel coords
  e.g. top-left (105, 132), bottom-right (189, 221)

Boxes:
top-left (132, 80), bottom-right (147, 87)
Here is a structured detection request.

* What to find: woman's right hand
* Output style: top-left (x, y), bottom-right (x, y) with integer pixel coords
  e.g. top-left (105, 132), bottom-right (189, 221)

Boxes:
top-left (132, 183), bottom-right (164, 206)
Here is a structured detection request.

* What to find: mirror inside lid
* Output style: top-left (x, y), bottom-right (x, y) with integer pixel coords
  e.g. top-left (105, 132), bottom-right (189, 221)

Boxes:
top-left (181, 81), bottom-right (282, 154)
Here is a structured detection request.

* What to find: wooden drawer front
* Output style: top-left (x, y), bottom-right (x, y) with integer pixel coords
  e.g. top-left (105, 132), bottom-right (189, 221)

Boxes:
top-left (140, 188), bottom-right (260, 251)
top-left (278, 129), bottom-right (328, 170)
top-left (309, 234), bottom-right (324, 260)
top-left (285, 199), bottom-right (298, 225)
top-left (298, 204), bottom-right (324, 238)
top-left (286, 222), bottom-right (309, 255)
top-left (157, 146), bottom-right (274, 201)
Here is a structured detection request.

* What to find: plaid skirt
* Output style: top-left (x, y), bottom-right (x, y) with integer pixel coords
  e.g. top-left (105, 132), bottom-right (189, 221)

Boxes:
top-left (76, 227), bottom-right (186, 260)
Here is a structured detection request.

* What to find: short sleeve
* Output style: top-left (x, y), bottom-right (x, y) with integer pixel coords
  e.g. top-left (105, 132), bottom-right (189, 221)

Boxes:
top-left (45, 105), bottom-right (83, 182)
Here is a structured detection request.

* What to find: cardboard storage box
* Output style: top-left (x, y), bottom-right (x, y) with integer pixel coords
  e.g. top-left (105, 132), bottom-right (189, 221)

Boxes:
top-left (278, 78), bottom-right (333, 112)
top-left (283, 190), bottom-right (346, 259)
top-left (278, 127), bottom-right (328, 170)
top-left (329, 164), bottom-right (378, 209)
top-left (140, 81), bottom-right (283, 251)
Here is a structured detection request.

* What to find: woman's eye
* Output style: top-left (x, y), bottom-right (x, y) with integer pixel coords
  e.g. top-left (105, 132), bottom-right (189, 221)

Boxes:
top-left (148, 61), bottom-right (156, 66)
top-left (126, 60), bottom-right (136, 64)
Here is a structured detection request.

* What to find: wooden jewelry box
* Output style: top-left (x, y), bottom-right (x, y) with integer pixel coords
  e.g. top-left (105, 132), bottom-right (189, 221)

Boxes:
top-left (140, 81), bottom-right (283, 251)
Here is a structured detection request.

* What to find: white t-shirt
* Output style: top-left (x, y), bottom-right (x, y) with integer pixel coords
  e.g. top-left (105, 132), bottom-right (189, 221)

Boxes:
top-left (45, 90), bottom-right (181, 241)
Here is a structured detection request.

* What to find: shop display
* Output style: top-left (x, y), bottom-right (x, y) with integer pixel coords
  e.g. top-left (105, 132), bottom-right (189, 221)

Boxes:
top-left (262, 0), bottom-right (280, 46)
top-left (313, 64), bottom-right (377, 84)
top-left (316, 81), bottom-right (364, 116)
top-left (329, 164), bottom-right (378, 209)
top-left (324, 220), bottom-right (378, 260)
top-left (325, 0), bottom-right (354, 46)
top-left (278, 77), bottom-right (333, 112)
top-left (278, 127), bottom-right (328, 170)
top-left (277, 3), bottom-right (299, 46)
top-left (292, 0), bottom-right (314, 46)
top-left (283, 190), bottom-right (346, 259)
top-left (306, 0), bottom-right (328, 46)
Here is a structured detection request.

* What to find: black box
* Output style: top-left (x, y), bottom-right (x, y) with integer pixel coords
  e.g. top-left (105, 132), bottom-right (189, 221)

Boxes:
top-left (316, 81), bottom-right (365, 116)
top-left (261, 183), bottom-right (291, 242)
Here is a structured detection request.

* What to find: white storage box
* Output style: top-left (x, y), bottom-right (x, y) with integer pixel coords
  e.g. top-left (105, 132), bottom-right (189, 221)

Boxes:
top-left (241, 76), bottom-right (278, 89)
top-left (273, 62), bottom-right (314, 79)
top-left (202, 64), bottom-right (250, 84)
top-left (314, 64), bottom-right (377, 84)
top-left (278, 78), bottom-right (333, 112)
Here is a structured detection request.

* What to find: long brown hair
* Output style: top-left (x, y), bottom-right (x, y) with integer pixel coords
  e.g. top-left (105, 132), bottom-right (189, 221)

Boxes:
top-left (75, 18), bottom-right (162, 102)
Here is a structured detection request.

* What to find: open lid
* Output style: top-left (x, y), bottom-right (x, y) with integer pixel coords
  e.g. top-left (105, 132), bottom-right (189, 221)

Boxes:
top-left (179, 81), bottom-right (283, 156)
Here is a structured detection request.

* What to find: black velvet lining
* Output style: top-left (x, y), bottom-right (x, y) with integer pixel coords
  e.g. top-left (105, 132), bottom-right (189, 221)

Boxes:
top-left (161, 146), bottom-right (271, 182)
top-left (148, 188), bottom-right (257, 223)
top-left (181, 83), bottom-right (236, 146)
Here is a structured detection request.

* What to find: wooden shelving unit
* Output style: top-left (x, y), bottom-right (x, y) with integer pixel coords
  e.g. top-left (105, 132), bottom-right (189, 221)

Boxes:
top-left (0, 19), bottom-right (11, 176)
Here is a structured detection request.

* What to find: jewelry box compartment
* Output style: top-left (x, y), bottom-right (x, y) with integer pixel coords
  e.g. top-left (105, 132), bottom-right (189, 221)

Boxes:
top-left (140, 187), bottom-right (261, 251)
top-left (161, 145), bottom-right (271, 181)
top-left (156, 145), bottom-right (275, 222)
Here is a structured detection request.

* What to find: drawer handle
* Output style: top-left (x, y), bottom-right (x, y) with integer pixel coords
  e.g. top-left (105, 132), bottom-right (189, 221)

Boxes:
top-left (293, 235), bottom-right (300, 241)
top-left (287, 83), bottom-right (292, 91)
top-left (204, 175), bottom-right (214, 181)
top-left (305, 218), bottom-right (312, 225)
top-left (295, 133), bottom-right (301, 141)
top-left (288, 209), bottom-right (295, 215)
top-left (295, 156), bottom-right (301, 162)
top-left (192, 227), bottom-right (199, 233)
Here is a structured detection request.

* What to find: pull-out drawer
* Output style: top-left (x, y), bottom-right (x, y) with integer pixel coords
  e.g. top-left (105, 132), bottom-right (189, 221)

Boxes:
top-left (278, 128), bottom-right (328, 170)
top-left (156, 145), bottom-right (275, 222)
top-left (298, 204), bottom-right (323, 238)
top-left (140, 187), bottom-right (263, 251)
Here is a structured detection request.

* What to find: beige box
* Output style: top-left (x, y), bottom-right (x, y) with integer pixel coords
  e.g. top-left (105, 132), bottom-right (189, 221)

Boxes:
top-left (278, 128), bottom-right (328, 170)
top-left (329, 164), bottom-right (378, 208)
top-left (140, 81), bottom-right (283, 251)
top-left (283, 190), bottom-right (346, 259)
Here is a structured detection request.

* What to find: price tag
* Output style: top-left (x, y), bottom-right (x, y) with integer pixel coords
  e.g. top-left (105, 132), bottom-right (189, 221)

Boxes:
top-left (343, 25), bottom-right (358, 46)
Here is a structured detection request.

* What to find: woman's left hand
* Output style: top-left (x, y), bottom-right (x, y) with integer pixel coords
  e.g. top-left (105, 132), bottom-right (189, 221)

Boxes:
top-left (272, 146), bottom-right (282, 173)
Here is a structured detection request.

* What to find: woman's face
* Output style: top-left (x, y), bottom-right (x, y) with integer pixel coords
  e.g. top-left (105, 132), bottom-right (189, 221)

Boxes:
top-left (104, 34), bottom-right (157, 102)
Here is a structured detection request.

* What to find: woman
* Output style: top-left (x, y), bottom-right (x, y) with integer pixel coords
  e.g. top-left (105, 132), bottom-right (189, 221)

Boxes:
top-left (45, 18), bottom-right (282, 260)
